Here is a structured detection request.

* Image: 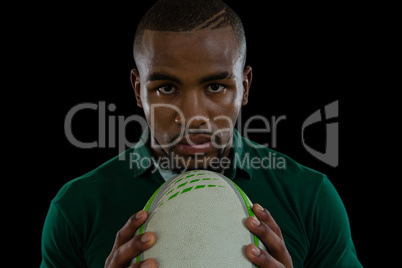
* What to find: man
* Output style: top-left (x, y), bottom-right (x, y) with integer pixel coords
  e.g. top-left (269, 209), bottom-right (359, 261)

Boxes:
top-left (41, 0), bottom-right (362, 267)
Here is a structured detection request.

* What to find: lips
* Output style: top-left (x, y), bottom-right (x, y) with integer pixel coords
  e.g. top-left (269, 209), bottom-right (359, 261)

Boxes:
top-left (174, 134), bottom-right (214, 155)
top-left (178, 134), bottom-right (211, 145)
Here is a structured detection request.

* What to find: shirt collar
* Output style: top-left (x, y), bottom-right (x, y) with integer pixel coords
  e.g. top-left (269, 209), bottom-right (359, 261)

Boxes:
top-left (226, 129), bottom-right (252, 180)
top-left (131, 127), bottom-right (154, 178)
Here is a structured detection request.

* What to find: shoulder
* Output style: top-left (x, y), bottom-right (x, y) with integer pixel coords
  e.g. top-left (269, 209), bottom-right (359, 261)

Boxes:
top-left (52, 148), bottom-right (135, 208)
top-left (238, 135), bottom-right (327, 187)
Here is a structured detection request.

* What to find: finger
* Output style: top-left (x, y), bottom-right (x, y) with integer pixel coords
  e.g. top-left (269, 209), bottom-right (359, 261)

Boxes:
top-left (112, 210), bottom-right (148, 250)
top-left (128, 258), bottom-right (158, 268)
top-left (109, 231), bottom-right (156, 267)
top-left (245, 244), bottom-right (285, 268)
top-left (246, 216), bottom-right (292, 267)
top-left (252, 204), bottom-right (283, 239)
top-left (105, 210), bottom-right (150, 268)
top-left (246, 216), bottom-right (283, 255)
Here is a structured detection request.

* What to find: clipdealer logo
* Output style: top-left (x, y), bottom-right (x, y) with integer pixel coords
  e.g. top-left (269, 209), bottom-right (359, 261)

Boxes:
top-left (63, 102), bottom-right (287, 159)
top-left (301, 100), bottom-right (339, 167)
top-left (64, 100), bottom-right (339, 167)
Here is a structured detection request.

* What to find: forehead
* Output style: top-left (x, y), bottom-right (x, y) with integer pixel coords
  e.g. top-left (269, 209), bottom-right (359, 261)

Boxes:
top-left (137, 27), bottom-right (242, 74)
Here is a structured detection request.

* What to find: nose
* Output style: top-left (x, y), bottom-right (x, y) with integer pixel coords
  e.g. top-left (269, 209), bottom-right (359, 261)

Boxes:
top-left (175, 90), bottom-right (209, 129)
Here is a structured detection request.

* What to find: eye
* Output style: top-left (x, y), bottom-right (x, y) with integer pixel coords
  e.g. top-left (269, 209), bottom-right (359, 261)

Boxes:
top-left (158, 85), bottom-right (177, 95)
top-left (206, 84), bottom-right (225, 93)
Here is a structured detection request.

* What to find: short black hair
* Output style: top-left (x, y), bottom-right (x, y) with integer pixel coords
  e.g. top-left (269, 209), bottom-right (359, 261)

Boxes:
top-left (133, 0), bottom-right (246, 67)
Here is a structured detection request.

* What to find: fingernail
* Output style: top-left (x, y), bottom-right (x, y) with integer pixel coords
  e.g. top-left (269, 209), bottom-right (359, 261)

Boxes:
top-left (141, 232), bottom-right (151, 243)
top-left (251, 244), bottom-right (261, 257)
top-left (255, 204), bottom-right (264, 212)
top-left (135, 210), bottom-right (145, 220)
top-left (141, 259), bottom-right (152, 268)
top-left (252, 217), bottom-right (261, 226)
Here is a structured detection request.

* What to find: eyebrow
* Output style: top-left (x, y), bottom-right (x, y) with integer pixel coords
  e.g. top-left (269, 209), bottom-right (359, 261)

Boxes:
top-left (199, 71), bottom-right (233, 84)
top-left (147, 72), bottom-right (181, 84)
top-left (146, 71), bottom-right (234, 85)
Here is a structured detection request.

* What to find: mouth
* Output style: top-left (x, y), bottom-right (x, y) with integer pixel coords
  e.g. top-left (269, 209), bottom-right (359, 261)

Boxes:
top-left (174, 134), bottom-right (214, 155)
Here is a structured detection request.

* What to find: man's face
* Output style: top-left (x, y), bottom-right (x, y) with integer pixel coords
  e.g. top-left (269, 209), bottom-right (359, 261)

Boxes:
top-left (132, 27), bottom-right (252, 172)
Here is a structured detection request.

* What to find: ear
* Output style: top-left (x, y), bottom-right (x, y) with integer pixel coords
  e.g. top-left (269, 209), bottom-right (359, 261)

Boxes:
top-left (130, 69), bottom-right (143, 108)
top-left (241, 66), bottom-right (252, 106)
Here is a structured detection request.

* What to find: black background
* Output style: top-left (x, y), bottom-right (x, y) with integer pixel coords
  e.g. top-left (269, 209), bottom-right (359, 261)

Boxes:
top-left (27, 1), bottom-right (376, 266)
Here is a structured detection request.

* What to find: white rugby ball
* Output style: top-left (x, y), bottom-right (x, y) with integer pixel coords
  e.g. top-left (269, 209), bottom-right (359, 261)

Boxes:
top-left (132, 170), bottom-right (264, 268)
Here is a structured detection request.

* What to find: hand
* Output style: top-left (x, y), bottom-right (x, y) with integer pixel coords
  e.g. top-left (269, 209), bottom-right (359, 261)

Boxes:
top-left (246, 204), bottom-right (293, 268)
top-left (105, 210), bottom-right (158, 268)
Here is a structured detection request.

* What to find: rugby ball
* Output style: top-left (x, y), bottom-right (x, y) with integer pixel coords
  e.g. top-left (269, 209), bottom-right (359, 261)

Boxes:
top-left (132, 170), bottom-right (264, 267)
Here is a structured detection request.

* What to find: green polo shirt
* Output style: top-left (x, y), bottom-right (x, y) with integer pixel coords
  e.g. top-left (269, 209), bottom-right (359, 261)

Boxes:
top-left (41, 129), bottom-right (362, 267)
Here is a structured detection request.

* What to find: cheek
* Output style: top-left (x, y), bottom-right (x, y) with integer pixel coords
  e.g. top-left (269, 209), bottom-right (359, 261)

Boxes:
top-left (140, 91), bottom-right (178, 143)
top-left (210, 89), bottom-right (242, 139)
top-left (213, 87), bottom-right (243, 120)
